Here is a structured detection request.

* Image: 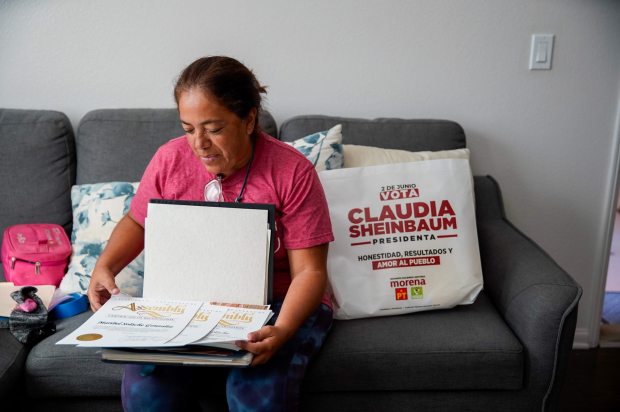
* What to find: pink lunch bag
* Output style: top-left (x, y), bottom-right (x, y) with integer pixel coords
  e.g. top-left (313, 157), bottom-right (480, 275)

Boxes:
top-left (1, 224), bottom-right (72, 287)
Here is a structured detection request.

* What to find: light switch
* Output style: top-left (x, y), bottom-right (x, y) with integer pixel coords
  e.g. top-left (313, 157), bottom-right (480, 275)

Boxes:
top-left (535, 42), bottom-right (547, 63)
top-left (529, 34), bottom-right (554, 70)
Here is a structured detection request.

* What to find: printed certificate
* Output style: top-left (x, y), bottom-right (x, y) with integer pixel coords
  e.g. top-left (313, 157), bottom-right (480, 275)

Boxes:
top-left (57, 295), bottom-right (202, 347)
top-left (192, 307), bottom-right (273, 347)
top-left (159, 304), bottom-right (228, 346)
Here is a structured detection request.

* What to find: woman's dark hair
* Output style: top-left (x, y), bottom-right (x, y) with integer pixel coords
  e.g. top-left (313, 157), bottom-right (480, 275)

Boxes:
top-left (174, 56), bottom-right (267, 135)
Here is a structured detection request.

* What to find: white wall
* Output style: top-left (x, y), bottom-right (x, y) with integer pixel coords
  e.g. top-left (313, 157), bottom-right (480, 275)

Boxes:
top-left (1, 0), bottom-right (619, 347)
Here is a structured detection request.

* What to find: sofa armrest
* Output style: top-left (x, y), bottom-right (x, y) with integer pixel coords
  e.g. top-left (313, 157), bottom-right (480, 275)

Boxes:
top-left (474, 175), bottom-right (582, 411)
top-left (0, 330), bottom-right (27, 402)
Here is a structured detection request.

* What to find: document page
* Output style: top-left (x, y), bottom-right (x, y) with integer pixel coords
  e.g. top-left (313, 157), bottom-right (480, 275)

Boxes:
top-left (160, 304), bottom-right (228, 346)
top-left (57, 295), bottom-right (202, 347)
top-left (192, 306), bottom-right (273, 346)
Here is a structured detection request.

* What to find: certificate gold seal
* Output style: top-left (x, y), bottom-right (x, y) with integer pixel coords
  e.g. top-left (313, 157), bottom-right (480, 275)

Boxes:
top-left (76, 333), bottom-right (103, 341)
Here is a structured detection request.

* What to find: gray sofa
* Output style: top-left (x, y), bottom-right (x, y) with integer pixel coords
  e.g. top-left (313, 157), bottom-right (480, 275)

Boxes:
top-left (0, 108), bottom-right (582, 411)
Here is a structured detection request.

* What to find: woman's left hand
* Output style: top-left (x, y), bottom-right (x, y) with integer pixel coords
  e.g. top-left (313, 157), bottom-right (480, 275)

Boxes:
top-left (236, 325), bottom-right (291, 366)
top-left (236, 244), bottom-right (329, 366)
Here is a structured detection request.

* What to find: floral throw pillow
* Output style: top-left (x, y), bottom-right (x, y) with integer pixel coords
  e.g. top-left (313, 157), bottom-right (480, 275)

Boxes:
top-left (59, 182), bottom-right (144, 296)
top-left (286, 124), bottom-right (343, 171)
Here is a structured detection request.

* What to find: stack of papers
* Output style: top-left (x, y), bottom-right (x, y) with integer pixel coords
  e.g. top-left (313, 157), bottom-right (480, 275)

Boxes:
top-left (57, 200), bottom-right (277, 367)
top-left (57, 295), bottom-right (273, 366)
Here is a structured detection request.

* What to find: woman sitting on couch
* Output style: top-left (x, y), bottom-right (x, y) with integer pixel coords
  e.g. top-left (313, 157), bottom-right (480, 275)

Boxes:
top-left (87, 55), bottom-right (334, 412)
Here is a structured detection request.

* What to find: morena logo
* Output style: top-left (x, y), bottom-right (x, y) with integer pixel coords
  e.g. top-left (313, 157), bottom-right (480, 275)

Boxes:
top-left (391, 278), bottom-right (426, 301)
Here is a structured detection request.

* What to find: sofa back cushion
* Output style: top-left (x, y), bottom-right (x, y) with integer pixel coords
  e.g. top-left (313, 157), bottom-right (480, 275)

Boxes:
top-left (0, 109), bottom-right (75, 280)
top-left (75, 108), bottom-right (277, 184)
top-left (279, 115), bottom-right (466, 151)
top-left (76, 109), bottom-right (181, 184)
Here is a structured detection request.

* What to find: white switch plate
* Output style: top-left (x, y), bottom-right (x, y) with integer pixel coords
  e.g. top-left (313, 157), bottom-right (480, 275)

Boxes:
top-left (529, 34), bottom-right (554, 70)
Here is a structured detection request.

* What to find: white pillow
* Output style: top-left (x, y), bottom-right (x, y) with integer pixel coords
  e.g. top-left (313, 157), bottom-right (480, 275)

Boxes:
top-left (59, 182), bottom-right (144, 297)
top-left (343, 145), bottom-right (469, 168)
top-left (286, 124), bottom-right (343, 171)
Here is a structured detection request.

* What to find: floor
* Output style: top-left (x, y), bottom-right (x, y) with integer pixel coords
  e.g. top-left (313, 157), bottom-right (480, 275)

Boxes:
top-left (558, 213), bottom-right (620, 411)
top-left (558, 348), bottom-right (620, 412)
top-left (601, 212), bottom-right (620, 347)
top-left (602, 293), bottom-right (620, 324)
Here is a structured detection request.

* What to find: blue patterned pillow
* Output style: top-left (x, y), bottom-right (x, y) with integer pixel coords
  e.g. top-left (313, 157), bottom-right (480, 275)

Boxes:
top-left (286, 124), bottom-right (343, 171)
top-left (59, 182), bottom-right (144, 296)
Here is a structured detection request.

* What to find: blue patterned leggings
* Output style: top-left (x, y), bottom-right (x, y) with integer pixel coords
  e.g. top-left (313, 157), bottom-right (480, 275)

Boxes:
top-left (121, 302), bottom-right (333, 412)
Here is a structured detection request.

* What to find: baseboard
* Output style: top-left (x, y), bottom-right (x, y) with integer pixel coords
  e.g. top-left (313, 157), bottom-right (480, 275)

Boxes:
top-left (572, 327), bottom-right (591, 349)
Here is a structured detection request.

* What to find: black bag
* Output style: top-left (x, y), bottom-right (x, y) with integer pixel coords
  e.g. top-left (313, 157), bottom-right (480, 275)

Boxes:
top-left (8, 286), bottom-right (56, 345)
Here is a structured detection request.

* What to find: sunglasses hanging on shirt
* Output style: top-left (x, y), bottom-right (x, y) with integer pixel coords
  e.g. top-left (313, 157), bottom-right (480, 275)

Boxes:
top-left (204, 138), bottom-right (255, 203)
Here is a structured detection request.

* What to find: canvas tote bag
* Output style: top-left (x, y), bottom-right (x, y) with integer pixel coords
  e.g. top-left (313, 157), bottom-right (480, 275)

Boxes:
top-left (319, 158), bottom-right (483, 319)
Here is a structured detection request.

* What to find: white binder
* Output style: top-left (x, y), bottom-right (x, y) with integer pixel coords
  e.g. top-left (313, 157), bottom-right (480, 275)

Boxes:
top-left (143, 200), bottom-right (275, 305)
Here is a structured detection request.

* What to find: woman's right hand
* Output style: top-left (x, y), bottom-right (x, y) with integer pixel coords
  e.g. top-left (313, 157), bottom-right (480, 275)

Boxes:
top-left (87, 266), bottom-right (120, 311)
top-left (85, 214), bottom-right (145, 312)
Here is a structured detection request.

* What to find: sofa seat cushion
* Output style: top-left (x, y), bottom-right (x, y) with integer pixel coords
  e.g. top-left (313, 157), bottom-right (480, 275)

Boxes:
top-left (303, 292), bottom-right (523, 392)
top-left (25, 311), bottom-right (123, 398)
top-left (25, 293), bottom-right (522, 398)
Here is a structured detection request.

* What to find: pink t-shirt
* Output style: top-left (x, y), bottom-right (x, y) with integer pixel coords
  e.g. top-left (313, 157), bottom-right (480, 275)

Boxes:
top-left (130, 132), bottom-right (334, 304)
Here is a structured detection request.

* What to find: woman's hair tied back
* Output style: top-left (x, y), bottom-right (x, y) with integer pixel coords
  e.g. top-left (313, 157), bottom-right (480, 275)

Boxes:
top-left (174, 56), bottom-right (267, 127)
